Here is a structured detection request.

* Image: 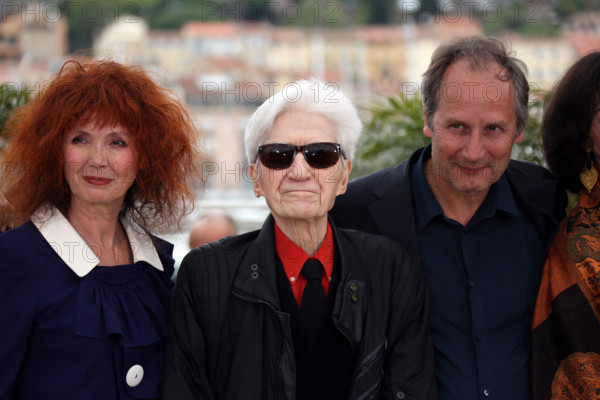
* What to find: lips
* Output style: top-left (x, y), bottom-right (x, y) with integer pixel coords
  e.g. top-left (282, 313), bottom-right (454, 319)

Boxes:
top-left (281, 188), bottom-right (319, 195)
top-left (460, 167), bottom-right (485, 175)
top-left (458, 165), bottom-right (486, 175)
top-left (84, 176), bottom-right (112, 185)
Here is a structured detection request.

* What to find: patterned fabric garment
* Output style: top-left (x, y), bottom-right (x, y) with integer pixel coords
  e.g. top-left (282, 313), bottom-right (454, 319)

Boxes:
top-left (532, 164), bottom-right (600, 400)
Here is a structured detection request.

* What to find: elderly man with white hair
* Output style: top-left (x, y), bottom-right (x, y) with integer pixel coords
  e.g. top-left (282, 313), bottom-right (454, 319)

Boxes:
top-left (161, 80), bottom-right (437, 400)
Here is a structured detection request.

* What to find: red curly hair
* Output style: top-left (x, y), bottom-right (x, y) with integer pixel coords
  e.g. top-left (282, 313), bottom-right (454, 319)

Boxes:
top-left (1, 60), bottom-right (202, 230)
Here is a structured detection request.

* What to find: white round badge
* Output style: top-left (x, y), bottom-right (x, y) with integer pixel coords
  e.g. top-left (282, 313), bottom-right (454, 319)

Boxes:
top-left (126, 364), bottom-right (144, 387)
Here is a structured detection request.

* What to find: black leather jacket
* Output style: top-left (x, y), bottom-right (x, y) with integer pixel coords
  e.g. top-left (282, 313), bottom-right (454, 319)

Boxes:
top-left (161, 215), bottom-right (437, 400)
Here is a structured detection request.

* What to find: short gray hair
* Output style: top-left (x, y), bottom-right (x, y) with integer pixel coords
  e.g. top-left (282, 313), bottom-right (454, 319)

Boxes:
top-left (422, 36), bottom-right (529, 135)
top-left (244, 79), bottom-right (362, 163)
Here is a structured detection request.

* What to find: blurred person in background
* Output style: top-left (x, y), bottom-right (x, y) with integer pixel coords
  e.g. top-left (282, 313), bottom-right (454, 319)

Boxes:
top-left (0, 60), bottom-right (201, 400)
top-left (532, 52), bottom-right (600, 399)
top-left (161, 80), bottom-right (437, 400)
top-left (188, 210), bottom-right (237, 249)
top-left (331, 36), bottom-right (567, 400)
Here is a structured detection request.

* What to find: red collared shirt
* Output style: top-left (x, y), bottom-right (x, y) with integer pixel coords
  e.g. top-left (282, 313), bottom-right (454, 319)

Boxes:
top-left (274, 222), bottom-right (335, 306)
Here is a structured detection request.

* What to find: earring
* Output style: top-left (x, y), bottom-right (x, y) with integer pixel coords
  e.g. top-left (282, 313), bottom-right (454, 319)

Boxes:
top-left (580, 153), bottom-right (598, 194)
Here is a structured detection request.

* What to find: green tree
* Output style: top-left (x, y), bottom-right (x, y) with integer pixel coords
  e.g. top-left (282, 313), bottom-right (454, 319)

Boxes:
top-left (146, 0), bottom-right (217, 29)
top-left (352, 92), bottom-right (546, 178)
top-left (361, 0), bottom-right (395, 23)
top-left (511, 94), bottom-right (546, 166)
top-left (352, 94), bottom-right (428, 178)
top-left (292, 0), bottom-right (343, 27)
top-left (0, 84), bottom-right (28, 230)
top-left (553, 0), bottom-right (587, 18)
top-left (58, 0), bottom-right (160, 51)
top-left (481, 1), bottom-right (560, 37)
top-left (415, 0), bottom-right (440, 24)
top-left (0, 84), bottom-right (30, 152)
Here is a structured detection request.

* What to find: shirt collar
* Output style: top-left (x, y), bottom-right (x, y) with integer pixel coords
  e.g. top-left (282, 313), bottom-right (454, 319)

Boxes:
top-left (481, 173), bottom-right (519, 219)
top-left (410, 144), bottom-right (520, 231)
top-left (32, 205), bottom-right (163, 277)
top-left (274, 221), bottom-right (335, 283)
top-left (459, 170), bottom-right (519, 224)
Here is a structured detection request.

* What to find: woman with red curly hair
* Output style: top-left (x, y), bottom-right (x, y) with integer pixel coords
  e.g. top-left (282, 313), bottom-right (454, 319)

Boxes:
top-left (0, 60), bottom-right (201, 400)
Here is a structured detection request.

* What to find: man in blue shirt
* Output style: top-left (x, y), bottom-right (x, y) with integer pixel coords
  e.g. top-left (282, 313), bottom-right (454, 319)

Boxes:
top-left (330, 36), bottom-right (567, 399)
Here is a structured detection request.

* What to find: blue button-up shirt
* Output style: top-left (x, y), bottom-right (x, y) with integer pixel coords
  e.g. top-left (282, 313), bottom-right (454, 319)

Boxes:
top-left (410, 147), bottom-right (544, 400)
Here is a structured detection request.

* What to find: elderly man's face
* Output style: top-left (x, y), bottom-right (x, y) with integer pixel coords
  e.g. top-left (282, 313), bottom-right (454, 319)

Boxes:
top-left (424, 59), bottom-right (523, 197)
top-left (250, 111), bottom-right (351, 225)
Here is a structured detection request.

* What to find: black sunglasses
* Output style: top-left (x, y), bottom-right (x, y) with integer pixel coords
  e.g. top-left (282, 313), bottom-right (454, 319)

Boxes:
top-left (257, 142), bottom-right (345, 170)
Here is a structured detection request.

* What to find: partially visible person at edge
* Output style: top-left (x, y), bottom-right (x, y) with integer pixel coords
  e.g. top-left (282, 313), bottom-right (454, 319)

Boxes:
top-left (188, 210), bottom-right (237, 249)
top-left (0, 60), bottom-right (201, 400)
top-left (531, 52), bottom-right (600, 399)
top-left (330, 35), bottom-right (567, 400)
top-left (161, 80), bottom-right (437, 400)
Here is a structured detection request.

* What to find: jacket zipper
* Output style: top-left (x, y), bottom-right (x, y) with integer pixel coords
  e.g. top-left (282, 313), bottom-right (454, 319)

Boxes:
top-left (364, 381), bottom-right (381, 400)
top-left (334, 322), bottom-right (355, 353)
top-left (231, 290), bottom-right (278, 313)
top-left (231, 290), bottom-right (289, 400)
top-left (353, 341), bottom-right (386, 400)
top-left (355, 339), bottom-right (387, 380)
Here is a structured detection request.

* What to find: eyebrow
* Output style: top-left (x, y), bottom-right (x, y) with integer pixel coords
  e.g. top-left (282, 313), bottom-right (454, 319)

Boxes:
top-left (71, 129), bottom-right (129, 136)
top-left (440, 117), bottom-right (510, 129)
top-left (440, 116), bottom-right (464, 125)
top-left (485, 120), bottom-right (509, 128)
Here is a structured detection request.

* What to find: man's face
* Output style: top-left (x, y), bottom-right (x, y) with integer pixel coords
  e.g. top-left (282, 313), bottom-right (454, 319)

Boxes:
top-left (423, 59), bottom-right (523, 197)
top-left (249, 111), bottom-right (351, 226)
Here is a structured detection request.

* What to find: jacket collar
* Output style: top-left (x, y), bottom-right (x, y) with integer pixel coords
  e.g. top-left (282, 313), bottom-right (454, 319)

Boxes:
top-left (32, 205), bottom-right (163, 277)
top-left (232, 214), bottom-right (282, 309)
top-left (504, 160), bottom-right (566, 246)
top-left (367, 148), bottom-right (420, 254)
top-left (232, 214), bottom-right (365, 348)
top-left (366, 145), bottom-right (565, 254)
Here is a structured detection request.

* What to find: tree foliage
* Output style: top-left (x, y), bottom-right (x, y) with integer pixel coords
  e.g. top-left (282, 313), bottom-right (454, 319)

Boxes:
top-left (511, 94), bottom-right (546, 166)
top-left (553, 0), bottom-right (588, 18)
top-left (58, 0), bottom-right (389, 51)
top-left (352, 95), bottom-right (428, 178)
top-left (0, 84), bottom-right (30, 152)
top-left (480, 1), bottom-right (561, 37)
top-left (58, 0), bottom-right (160, 52)
top-left (352, 92), bottom-right (547, 179)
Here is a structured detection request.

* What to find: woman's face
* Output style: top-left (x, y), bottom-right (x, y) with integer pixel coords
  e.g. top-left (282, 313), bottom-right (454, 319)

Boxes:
top-left (63, 121), bottom-right (137, 211)
top-left (249, 111), bottom-right (351, 226)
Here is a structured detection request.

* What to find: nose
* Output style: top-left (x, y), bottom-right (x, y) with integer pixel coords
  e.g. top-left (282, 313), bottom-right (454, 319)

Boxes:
top-left (463, 131), bottom-right (485, 162)
top-left (88, 143), bottom-right (110, 168)
top-left (286, 152), bottom-right (312, 180)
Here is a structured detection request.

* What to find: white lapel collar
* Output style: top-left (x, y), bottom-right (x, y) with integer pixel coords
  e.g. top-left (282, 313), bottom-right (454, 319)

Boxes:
top-left (32, 206), bottom-right (163, 277)
top-left (120, 214), bottom-right (163, 272)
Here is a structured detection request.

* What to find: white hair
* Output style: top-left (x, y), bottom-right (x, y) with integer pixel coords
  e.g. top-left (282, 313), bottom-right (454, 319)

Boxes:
top-left (244, 79), bottom-right (362, 163)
